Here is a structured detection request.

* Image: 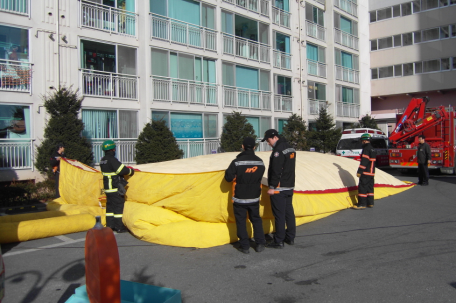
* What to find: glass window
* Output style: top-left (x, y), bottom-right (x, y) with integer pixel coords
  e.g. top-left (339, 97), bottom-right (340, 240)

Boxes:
top-left (342, 87), bottom-right (354, 103)
top-left (171, 112), bottom-right (203, 138)
top-left (379, 66), bottom-right (394, 78)
top-left (221, 11), bottom-right (233, 34)
top-left (0, 104), bottom-right (31, 139)
top-left (377, 7), bottom-right (392, 21)
top-left (453, 57), bottom-right (456, 69)
top-left (0, 25), bottom-right (29, 62)
top-left (307, 81), bottom-right (326, 100)
top-left (371, 40), bottom-right (378, 51)
top-left (403, 33), bottom-right (413, 46)
top-left (307, 5), bottom-right (324, 26)
top-left (202, 4), bottom-right (215, 29)
top-left (81, 40), bottom-right (116, 72)
top-left (119, 110), bottom-right (137, 138)
top-left (403, 63), bottom-right (414, 76)
top-left (260, 117), bottom-right (270, 136)
top-left (440, 26), bottom-right (450, 39)
top-left (82, 109), bottom-right (118, 139)
top-left (276, 75), bottom-right (291, 95)
top-left (371, 68), bottom-right (378, 79)
top-left (451, 25), bottom-right (456, 37)
top-left (340, 16), bottom-right (352, 34)
top-left (412, 0), bottom-right (421, 12)
top-left (439, 0), bottom-right (449, 6)
top-left (393, 35), bottom-right (401, 47)
top-left (415, 62), bottom-right (423, 74)
top-left (421, 28), bottom-right (440, 42)
top-left (378, 37), bottom-right (393, 49)
top-left (204, 114), bottom-right (217, 138)
top-left (441, 58), bottom-right (450, 70)
top-left (393, 5), bottom-right (401, 17)
top-left (152, 111), bottom-right (170, 126)
top-left (222, 62), bottom-right (234, 86)
top-left (414, 31), bottom-right (422, 43)
top-left (117, 45), bottom-right (136, 75)
top-left (151, 48), bottom-right (169, 77)
top-left (421, 0), bottom-right (439, 10)
top-left (402, 2), bottom-right (412, 15)
top-left (277, 119), bottom-right (287, 134)
top-left (369, 11), bottom-right (376, 23)
top-left (423, 59), bottom-right (440, 72)
top-left (394, 64), bottom-right (402, 76)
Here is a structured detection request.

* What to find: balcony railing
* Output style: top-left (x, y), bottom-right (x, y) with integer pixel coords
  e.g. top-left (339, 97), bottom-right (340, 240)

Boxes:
top-left (91, 139), bottom-right (136, 165)
top-left (223, 86), bottom-right (271, 110)
top-left (315, 0), bottom-right (326, 4)
top-left (337, 102), bottom-right (360, 118)
top-left (334, 28), bottom-right (359, 50)
top-left (0, 139), bottom-right (33, 169)
top-left (335, 65), bottom-right (359, 84)
top-left (334, 0), bottom-right (358, 17)
top-left (309, 99), bottom-right (327, 115)
top-left (177, 139), bottom-right (221, 159)
top-left (307, 60), bottom-right (327, 78)
top-left (150, 13), bottom-right (217, 52)
top-left (222, 0), bottom-right (269, 16)
top-left (223, 34), bottom-right (270, 63)
top-left (80, 1), bottom-right (137, 37)
top-left (272, 6), bottom-right (290, 28)
top-left (0, 60), bottom-right (32, 93)
top-left (152, 77), bottom-right (218, 106)
top-left (273, 50), bottom-right (291, 70)
top-left (306, 21), bottom-right (326, 41)
top-left (0, 0), bottom-right (28, 15)
top-left (80, 69), bottom-right (138, 100)
top-left (274, 95), bottom-right (292, 112)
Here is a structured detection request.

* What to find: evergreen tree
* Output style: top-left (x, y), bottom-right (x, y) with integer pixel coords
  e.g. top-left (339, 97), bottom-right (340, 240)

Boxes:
top-left (35, 87), bottom-right (93, 175)
top-left (350, 114), bottom-right (379, 130)
top-left (220, 111), bottom-right (256, 152)
top-left (135, 120), bottom-right (184, 164)
top-left (282, 114), bottom-right (308, 151)
top-left (308, 107), bottom-right (342, 153)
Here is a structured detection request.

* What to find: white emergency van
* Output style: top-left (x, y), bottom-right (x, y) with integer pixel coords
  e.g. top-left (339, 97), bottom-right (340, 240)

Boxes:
top-left (336, 128), bottom-right (389, 167)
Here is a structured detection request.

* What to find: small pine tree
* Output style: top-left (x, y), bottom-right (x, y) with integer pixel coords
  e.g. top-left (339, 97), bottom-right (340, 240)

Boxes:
top-left (220, 112), bottom-right (256, 152)
top-left (135, 120), bottom-right (184, 164)
top-left (282, 114), bottom-right (308, 151)
top-left (35, 87), bottom-right (93, 175)
top-left (351, 114), bottom-right (379, 130)
top-left (308, 107), bottom-right (342, 154)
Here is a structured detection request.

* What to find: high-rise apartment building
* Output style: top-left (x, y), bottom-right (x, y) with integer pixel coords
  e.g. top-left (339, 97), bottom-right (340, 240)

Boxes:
top-left (0, 0), bottom-right (369, 182)
top-left (369, 0), bottom-right (456, 134)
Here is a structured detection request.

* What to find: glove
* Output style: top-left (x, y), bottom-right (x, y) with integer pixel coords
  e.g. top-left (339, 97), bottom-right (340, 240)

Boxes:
top-left (357, 173), bottom-right (361, 178)
top-left (127, 166), bottom-right (135, 176)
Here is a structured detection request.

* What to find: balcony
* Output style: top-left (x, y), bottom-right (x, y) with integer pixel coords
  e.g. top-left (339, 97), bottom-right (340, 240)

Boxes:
top-left (272, 7), bottom-right (290, 28)
top-left (306, 21), bottom-right (325, 42)
top-left (223, 86), bottom-right (271, 110)
top-left (150, 14), bottom-right (217, 52)
top-left (0, 60), bottom-right (32, 93)
top-left (337, 102), bottom-right (360, 118)
top-left (335, 66), bottom-right (359, 84)
top-left (222, 0), bottom-right (269, 17)
top-left (80, 69), bottom-right (138, 100)
top-left (80, 1), bottom-right (137, 37)
top-left (334, 28), bottom-right (359, 50)
top-left (274, 95), bottom-right (292, 112)
top-left (309, 99), bottom-right (327, 115)
top-left (0, 139), bottom-right (33, 169)
top-left (91, 139), bottom-right (136, 165)
top-left (0, 0), bottom-right (28, 15)
top-left (223, 34), bottom-right (270, 63)
top-left (177, 139), bottom-right (221, 158)
top-left (334, 0), bottom-right (358, 17)
top-left (152, 77), bottom-right (217, 106)
top-left (307, 60), bottom-right (327, 78)
top-left (273, 50), bottom-right (291, 70)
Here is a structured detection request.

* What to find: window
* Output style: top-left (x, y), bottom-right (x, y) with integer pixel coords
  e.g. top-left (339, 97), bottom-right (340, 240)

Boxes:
top-left (371, 68), bottom-right (378, 79)
top-left (394, 65), bottom-right (402, 76)
top-left (453, 57), bottom-right (456, 69)
top-left (393, 5), bottom-right (401, 17)
top-left (334, 13), bottom-right (358, 36)
top-left (307, 81), bottom-right (326, 100)
top-left (403, 33), bottom-right (413, 46)
top-left (403, 63), bottom-right (414, 76)
top-left (440, 26), bottom-right (450, 39)
top-left (307, 43), bottom-right (325, 63)
top-left (245, 116), bottom-right (270, 137)
top-left (377, 7), bottom-right (392, 21)
top-left (306, 3), bottom-right (324, 26)
top-left (378, 37), bottom-right (393, 49)
top-left (275, 32), bottom-right (290, 53)
top-left (421, 0), bottom-right (439, 10)
top-left (276, 75), bottom-right (291, 95)
top-left (0, 104), bottom-right (30, 139)
top-left (414, 31), bottom-right (421, 43)
top-left (152, 111), bottom-right (218, 139)
top-left (412, 0), bottom-right (421, 12)
top-left (150, 0), bottom-right (211, 27)
top-left (336, 85), bottom-right (359, 104)
top-left (379, 66), bottom-right (394, 78)
top-left (369, 11), bottom-right (376, 23)
top-left (402, 2), bottom-right (412, 15)
top-left (371, 40), bottom-right (378, 51)
top-left (81, 40), bottom-right (136, 74)
top-left (452, 25), bottom-right (456, 37)
top-left (441, 58), bottom-right (450, 70)
top-left (421, 28), bottom-right (440, 42)
top-left (0, 25), bottom-right (29, 62)
top-left (393, 35), bottom-right (402, 47)
top-left (276, 119), bottom-right (287, 134)
top-left (82, 109), bottom-right (138, 139)
top-left (415, 61), bottom-right (423, 73)
top-left (422, 59), bottom-right (440, 72)
top-left (222, 12), bottom-right (268, 44)
top-left (335, 49), bottom-right (358, 70)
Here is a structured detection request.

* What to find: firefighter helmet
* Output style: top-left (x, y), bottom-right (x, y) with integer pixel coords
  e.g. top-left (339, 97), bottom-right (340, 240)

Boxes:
top-left (360, 133), bottom-right (371, 141)
top-left (102, 140), bottom-right (116, 151)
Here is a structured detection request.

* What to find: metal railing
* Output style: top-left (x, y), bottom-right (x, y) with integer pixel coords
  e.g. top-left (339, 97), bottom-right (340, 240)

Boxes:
top-left (272, 6), bottom-right (290, 28)
top-left (306, 21), bottom-right (326, 41)
top-left (80, 1), bottom-right (137, 37)
top-left (307, 60), bottom-right (327, 78)
top-left (273, 50), bottom-right (291, 70)
top-left (223, 86), bottom-right (271, 110)
top-left (152, 76), bottom-right (218, 106)
top-left (222, 0), bottom-right (269, 16)
top-left (334, 28), bottom-right (359, 50)
top-left (0, 60), bottom-right (32, 93)
top-left (91, 139), bottom-right (136, 165)
top-left (80, 69), bottom-right (138, 100)
top-left (309, 99), bottom-right (327, 115)
top-left (335, 65), bottom-right (359, 84)
top-left (0, 139), bottom-right (33, 169)
top-left (222, 34), bottom-right (270, 63)
top-left (177, 139), bottom-right (221, 159)
top-left (315, 0), bottom-right (326, 4)
top-left (150, 13), bottom-right (217, 52)
top-left (274, 95), bottom-right (293, 112)
top-left (0, 0), bottom-right (28, 15)
top-left (260, 0), bottom-right (269, 16)
top-left (334, 0), bottom-right (358, 17)
top-left (337, 102), bottom-right (360, 118)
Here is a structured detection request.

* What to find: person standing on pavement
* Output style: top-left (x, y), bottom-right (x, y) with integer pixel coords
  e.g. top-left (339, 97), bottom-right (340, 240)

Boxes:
top-left (225, 137), bottom-right (266, 254)
top-left (100, 140), bottom-right (135, 233)
top-left (261, 129), bottom-right (296, 249)
top-left (50, 143), bottom-right (65, 198)
top-left (353, 133), bottom-right (376, 210)
top-left (417, 135), bottom-right (431, 186)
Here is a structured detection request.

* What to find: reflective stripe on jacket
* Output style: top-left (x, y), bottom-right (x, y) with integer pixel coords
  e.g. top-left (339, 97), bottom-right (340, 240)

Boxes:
top-left (100, 151), bottom-right (133, 193)
top-left (357, 143), bottom-right (376, 178)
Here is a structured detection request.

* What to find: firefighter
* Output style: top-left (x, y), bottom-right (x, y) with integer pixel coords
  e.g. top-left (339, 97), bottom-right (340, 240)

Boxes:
top-left (353, 133), bottom-right (376, 210)
top-left (100, 140), bottom-right (134, 233)
top-left (50, 143), bottom-right (65, 198)
top-left (261, 129), bottom-right (296, 249)
top-left (224, 137), bottom-right (266, 254)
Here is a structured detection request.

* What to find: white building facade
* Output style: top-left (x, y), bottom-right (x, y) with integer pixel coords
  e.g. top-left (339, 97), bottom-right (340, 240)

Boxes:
top-left (0, 0), bottom-right (370, 182)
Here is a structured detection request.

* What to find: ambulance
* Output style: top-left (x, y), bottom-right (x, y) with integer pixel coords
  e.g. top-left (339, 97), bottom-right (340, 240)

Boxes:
top-left (336, 128), bottom-right (389, 167)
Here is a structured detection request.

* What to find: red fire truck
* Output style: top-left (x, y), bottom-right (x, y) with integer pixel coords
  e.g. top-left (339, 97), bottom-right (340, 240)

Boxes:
top-left (389, 97), bottom-right (455, 174)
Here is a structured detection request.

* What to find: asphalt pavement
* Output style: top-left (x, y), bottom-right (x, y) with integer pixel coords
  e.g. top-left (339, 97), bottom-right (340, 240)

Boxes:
top-left (2, 169), bottom-right (456, 303)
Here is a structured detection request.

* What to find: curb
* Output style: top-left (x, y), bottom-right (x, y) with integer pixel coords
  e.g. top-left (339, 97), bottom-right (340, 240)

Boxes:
top-left (0, 203), bottom-right (47, 215)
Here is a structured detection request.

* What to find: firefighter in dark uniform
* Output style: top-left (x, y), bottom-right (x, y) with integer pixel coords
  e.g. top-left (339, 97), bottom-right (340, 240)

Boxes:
top-left (225, 137), bottom-right (266, 254)
top-left (100, 140), bottom-right (134, 232)
top-left (353, 133), bottom-right (376, 210)
top-left (50, 143), bottom-right (65, 198)
top-left (261, 129), bottom-right (296, 249)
